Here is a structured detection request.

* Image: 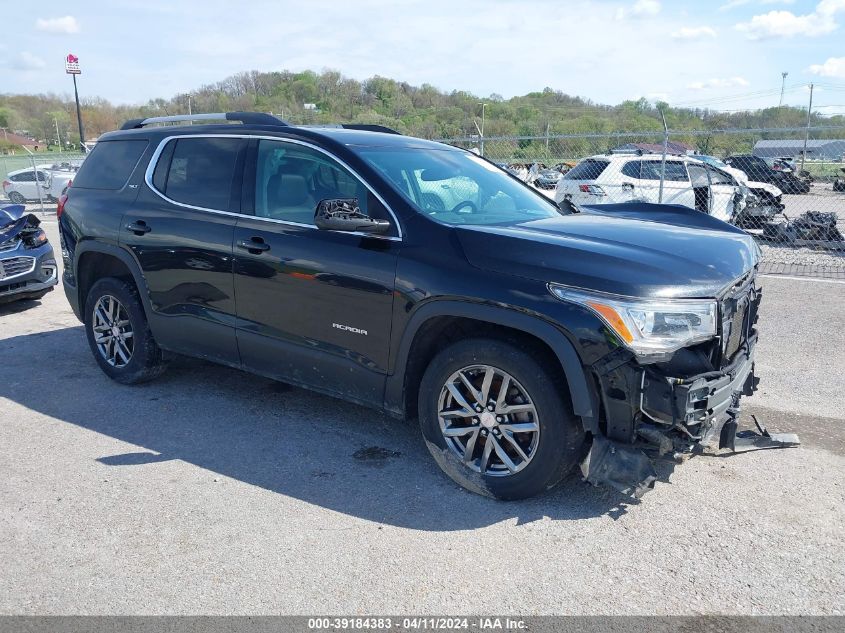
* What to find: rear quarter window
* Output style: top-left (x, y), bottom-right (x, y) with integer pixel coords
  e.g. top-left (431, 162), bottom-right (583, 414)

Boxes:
top-left (72, 140), bottom-right (149, 190)
top-left (563, 159), bottom-right (610, 181)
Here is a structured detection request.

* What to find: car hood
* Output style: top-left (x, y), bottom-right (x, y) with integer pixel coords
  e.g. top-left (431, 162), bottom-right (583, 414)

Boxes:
top-left (0, 204), bottom-right (40, 244)
top-left (456, 204), bottom-right (759, 298)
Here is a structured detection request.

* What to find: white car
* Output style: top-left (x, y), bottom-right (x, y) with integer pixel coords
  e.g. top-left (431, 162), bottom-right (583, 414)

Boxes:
top-left (554, 154), bottom-right (744, 223)
top-left (1, 164), bottom-right (79, 204)
top-left (2, 168), bottom-right (52, 204)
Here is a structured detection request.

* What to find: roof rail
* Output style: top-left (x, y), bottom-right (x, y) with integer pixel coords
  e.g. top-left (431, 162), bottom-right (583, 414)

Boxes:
top-left (119, 111), bottom-right (290, 130)
top-left (341, 124), bottom-right (400, 135)
top-left (300, 123), bottom-right (401, 135)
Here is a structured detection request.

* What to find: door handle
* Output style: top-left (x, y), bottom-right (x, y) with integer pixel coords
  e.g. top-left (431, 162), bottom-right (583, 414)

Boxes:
top-left (621, 182), bottom-right (634, 190)
top-left (125, 220), bottom-right (151, 235)
top-left (236, 237), bottom-right (271, 254)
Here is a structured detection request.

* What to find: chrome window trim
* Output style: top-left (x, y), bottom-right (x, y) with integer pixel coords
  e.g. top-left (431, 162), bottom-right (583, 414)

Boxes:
top-left (143, 133), bottom-right (403, 241)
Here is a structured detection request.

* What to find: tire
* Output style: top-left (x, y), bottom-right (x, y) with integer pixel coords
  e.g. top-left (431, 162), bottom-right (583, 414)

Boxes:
top-left (8, 191), bottom-right (26, 204)
top-left (418, 338), bottom-right (584, 500)
top-left (84, 277), bottom-right (167, 384)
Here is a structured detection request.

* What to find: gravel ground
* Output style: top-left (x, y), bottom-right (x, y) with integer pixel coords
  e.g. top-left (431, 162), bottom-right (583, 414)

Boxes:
top-left (1, 221), bottom-right (844, 616)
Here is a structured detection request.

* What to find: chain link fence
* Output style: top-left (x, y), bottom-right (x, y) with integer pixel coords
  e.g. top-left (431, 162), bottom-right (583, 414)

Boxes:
top-left (439, 126), bottom-right (845, 280)
top-left (1, 150), bottom-right (87, 212)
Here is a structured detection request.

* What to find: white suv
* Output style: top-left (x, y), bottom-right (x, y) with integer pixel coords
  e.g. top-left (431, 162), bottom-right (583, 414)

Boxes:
top-left (554, 154), bottom-right (744, 223)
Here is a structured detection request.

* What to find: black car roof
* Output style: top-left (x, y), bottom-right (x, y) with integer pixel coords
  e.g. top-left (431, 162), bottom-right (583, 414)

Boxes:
top-left (97, 124), bottom-right (452, 151)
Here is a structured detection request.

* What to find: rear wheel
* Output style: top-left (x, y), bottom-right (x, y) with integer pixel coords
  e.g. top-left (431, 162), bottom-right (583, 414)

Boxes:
top-left (8, 192), bottom-right (25, 204)
top-left (84, 277), bottom-right (167, 384)
top-left (418, 338), bottom-right (584, 500)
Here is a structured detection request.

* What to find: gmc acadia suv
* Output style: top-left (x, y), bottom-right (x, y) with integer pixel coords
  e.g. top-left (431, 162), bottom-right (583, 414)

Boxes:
top-left (59, 112), bottom-right (762, 500)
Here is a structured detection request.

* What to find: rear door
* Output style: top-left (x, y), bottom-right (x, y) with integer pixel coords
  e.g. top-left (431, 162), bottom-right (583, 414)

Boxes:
top-left (232, 138), bottom-right (400, 406)
top-left (634, 159), bottom-right (694, 207)
top-left (123, 135), bottom-right (246, 365)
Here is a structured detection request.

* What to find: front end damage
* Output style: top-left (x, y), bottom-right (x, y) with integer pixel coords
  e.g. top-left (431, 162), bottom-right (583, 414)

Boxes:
top-left (580, 273), bottom-right (798, 498)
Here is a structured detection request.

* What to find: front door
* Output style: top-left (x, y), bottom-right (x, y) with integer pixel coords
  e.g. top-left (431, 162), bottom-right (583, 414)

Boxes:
top-left (122, 135), bottom-right (246, 365)
top-left (233, 139), bottom-right (401, 407)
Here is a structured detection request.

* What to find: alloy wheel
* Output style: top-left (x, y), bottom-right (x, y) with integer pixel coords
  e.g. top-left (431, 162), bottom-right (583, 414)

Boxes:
top-left (437, 364), bottom-right (540, 476)
top-left (92, 294), bottom-right (134, 368)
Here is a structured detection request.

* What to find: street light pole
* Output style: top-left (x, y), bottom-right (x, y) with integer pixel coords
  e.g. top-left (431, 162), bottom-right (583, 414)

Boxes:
top-left (778, 72), bottom-right (788, 107)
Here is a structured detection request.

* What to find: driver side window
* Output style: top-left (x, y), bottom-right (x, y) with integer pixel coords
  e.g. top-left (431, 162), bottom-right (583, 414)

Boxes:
top-left (255, 140), bottom-right (380, 226)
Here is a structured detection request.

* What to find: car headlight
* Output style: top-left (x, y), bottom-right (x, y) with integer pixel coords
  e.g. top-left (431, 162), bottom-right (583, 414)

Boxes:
top-left (549, 284), bottom-right (717, 359)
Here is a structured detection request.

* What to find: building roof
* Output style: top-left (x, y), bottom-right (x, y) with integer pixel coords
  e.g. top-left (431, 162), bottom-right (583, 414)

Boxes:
top-left (0, 131), bottom-right (39, 146)
top-left (754, 139), bottom-right (845, 149)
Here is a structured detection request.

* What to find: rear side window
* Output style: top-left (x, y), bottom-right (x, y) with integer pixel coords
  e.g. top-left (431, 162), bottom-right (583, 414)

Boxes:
top-left (155, 137), bottom-right (242, 211)
top-left (72, 140), bottom-right (148, 190)
top-left (639, 160), bottom-right (689, 182)
top-left (563, 159), bottom-right (609, 181)
top-left (621, 161), bottom-right (641, 179)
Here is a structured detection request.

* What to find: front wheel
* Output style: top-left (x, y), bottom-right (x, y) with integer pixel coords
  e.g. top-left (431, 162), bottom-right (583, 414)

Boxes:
top-left (418, 338), bottom-right (584, 500)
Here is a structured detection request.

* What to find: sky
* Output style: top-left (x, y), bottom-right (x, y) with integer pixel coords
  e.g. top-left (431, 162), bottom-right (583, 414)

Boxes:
top-left (3, 0), bottom-right (845, 114)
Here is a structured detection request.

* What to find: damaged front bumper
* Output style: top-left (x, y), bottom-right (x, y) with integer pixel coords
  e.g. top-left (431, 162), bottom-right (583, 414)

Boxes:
top-left (581, 350), bottom-right (758, 498)
top-left (580, 280), bottom-right (798, 498)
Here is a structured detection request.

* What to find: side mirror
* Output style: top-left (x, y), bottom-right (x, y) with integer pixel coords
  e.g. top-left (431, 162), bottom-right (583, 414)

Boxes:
top-left (314, 198), bottom-right (391, 235)
top-left (557, 198), bottom-right (579, 215)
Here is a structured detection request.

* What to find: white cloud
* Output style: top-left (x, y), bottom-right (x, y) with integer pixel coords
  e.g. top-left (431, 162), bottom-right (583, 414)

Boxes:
top-left (10, 51), bottom-right (46, 71)
top-left (735, 0), bottom-right (845, 38)
top-left (687, 77), bottom-right (750, 90)
top-left (809, 56), bottom-right (845, 78)
top-left (671, 26), bottom-right (718, 39)
top-left (720, 0), bottom-right (795, 11)
top-left (615, 0), bottom-right (660, 20)
top-left (35, 16), bottom-right (80, 34)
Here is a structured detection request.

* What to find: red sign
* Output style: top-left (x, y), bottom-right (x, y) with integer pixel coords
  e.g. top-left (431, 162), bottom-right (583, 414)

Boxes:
top-left (65, 54), bottom-right (81, 75)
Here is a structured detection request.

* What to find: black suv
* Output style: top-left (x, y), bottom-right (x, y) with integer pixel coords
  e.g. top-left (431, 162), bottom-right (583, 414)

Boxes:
top-left (724, 154), bottom-right (810, 194)
top-left (59, 112), bottom-right (762, 500)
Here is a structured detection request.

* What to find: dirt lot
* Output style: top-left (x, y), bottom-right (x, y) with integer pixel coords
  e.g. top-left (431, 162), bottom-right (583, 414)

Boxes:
top-left (1, 220), bottom-right (844, 615)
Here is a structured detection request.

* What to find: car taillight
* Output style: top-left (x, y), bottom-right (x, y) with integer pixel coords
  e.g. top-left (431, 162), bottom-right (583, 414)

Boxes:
top-left (2, 180), bottom-right (9, 191)
top-left (56, 180), bottom-right (71, 218)
top-left (579, 184), bottom-right (606, 196)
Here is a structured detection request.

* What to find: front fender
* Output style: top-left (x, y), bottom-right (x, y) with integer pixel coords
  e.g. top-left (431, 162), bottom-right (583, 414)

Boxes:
top-left (385, 299), bottom-right (597, 429)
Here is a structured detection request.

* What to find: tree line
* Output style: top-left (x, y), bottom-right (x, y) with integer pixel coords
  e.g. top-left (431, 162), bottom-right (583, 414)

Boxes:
top-left (1, 68), bottom-right (842, 156)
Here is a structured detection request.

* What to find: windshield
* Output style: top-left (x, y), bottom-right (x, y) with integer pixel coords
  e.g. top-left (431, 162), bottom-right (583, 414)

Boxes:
top-left (353, 147), bottom-right (562, 226)
top-left (698, 155), bottom-right (728, 170)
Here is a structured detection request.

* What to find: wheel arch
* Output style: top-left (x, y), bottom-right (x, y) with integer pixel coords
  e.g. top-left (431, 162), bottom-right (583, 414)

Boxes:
top-left (74, 242), bottom-right (152, 319)
top-left (385, 301), bottom-right (596, 429)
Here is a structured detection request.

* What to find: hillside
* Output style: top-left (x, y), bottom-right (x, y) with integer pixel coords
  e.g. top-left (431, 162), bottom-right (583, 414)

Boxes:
top-left (2, 69), bottom-right (843, 153)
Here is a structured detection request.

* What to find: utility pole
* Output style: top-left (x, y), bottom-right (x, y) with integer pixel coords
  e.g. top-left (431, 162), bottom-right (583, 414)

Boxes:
top-left (778, 71), bottom-right (788, 107)
top-left (657, 107), bottom-right (669, 203)
top-left (72, 74), bottom-right (85, 151)
top-left (54, 117), bottom-right (62, 150)
top-left (800, 83), bottom-right (814, 172)
top-left (478, 102), bottom-right (486, 157)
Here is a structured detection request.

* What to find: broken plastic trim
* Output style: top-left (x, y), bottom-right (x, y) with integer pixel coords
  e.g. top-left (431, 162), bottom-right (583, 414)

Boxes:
top-left (580, 436), bottom-right (657, 499)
